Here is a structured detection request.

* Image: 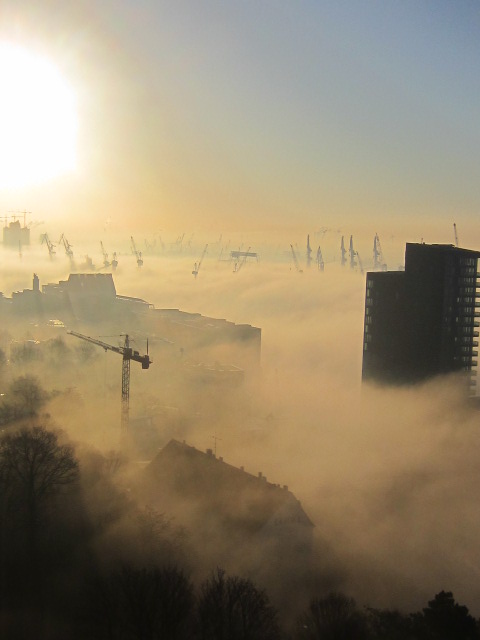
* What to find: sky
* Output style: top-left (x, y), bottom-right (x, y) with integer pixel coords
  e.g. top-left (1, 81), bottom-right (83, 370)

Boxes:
top-left (0, 1), bottom-right (480, 246)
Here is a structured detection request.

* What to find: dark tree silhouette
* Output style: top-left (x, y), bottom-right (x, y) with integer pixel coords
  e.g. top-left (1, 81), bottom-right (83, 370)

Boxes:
top-left (0, 426), bottom-right (78, 565)
top-left (83, 565), bottom-right (194, 640)
top-left (366, 607), bottom-right (415, 640)
top-left (421, 591), bottom-right (479, 640)
top-left (10, 342), bottom-right (43, 365)
top-left (296, 592), bottom-right (368, 640)
top-left (8, 374), bottom-right (47, 416)
top-left (197, 568), bottom-right (280, 640)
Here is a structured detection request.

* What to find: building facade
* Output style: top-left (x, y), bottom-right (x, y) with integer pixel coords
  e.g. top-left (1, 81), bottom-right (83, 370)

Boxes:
top-left (362, 243), bottom-right (480, 389)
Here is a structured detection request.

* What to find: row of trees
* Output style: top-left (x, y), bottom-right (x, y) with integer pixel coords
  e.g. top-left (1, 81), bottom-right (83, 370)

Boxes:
top-left (4, 335), bottom-right (97, 367)
top-left (1, 424), bottom-right (479, 639)
top-left (83, 566), bottom-right (279, 640)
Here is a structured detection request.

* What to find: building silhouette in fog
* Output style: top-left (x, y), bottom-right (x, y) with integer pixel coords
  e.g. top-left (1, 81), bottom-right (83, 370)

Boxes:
top-left (362, 243), bottom-right (480, 389)
top-left (142, 439), bottom-right (313, 578)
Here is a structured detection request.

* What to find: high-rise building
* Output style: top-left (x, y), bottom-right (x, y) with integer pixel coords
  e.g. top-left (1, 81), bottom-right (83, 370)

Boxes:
top-left (362, 243), bottom-right (480, 390)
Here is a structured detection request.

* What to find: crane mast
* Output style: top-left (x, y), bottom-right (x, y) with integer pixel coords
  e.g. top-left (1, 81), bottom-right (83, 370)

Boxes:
top-left (67, 331), bottom-right (151, 435)
top-left (131, 236), bottom-right (144, 267)
top-left (453, 223), bottom-right (459, 247)
top-left (306, 234), bottom-right (312, 268)
top-left (59, 234), bottom-right (74, 260)
top-left (41, 233), bottom-right (56, 258)
top-left (349, 236), bottom-right (357, 269)
top-left (121, 337), bottom-right (131, 434)
top-left (340, 236), bottom-right (347, 266)
top-left (234, 246), bottom-right (251, 273)
top-left (100, 241), bottom-right (110, 267)
top-left (192, 243), bottom-right (208, 278)
top-left (316, 245), bottom-right (324, 271)
top-left (373, 233), bottom-right (387, 271)
top-left (290, 244), bottom-right (303, 273)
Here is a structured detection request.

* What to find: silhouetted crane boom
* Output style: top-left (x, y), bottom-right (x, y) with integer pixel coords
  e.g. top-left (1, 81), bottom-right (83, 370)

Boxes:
top-left (290, 244), bottom-right (303, 273)
top-left (67, 331), bottom-right (151, 434)
top-left (192, 243), bottom-right (208, 278)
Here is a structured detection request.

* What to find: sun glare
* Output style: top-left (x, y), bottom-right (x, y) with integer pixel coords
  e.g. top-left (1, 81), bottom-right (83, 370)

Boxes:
top-left (0, 42), bottom-right (78, 189)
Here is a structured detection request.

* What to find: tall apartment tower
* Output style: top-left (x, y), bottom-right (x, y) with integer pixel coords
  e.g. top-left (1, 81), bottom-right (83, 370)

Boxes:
top-left (362, 243), bottom-right (480, 389)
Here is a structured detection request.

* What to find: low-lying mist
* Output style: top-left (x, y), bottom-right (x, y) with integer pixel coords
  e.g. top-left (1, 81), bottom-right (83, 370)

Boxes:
top-left (1, 244), bottom-right (480, 617)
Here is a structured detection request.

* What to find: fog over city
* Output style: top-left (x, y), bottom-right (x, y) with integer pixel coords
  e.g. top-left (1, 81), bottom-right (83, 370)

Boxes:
top-left (1, 2), bottom-right (480, 638)
top-left (1, 239), bottom-right (480, 616)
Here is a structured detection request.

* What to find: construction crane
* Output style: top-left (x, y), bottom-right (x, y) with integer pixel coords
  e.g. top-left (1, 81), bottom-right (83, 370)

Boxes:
top-left (453, 223), bottom-right (459, 247)
top-left (290, 244), bottom-right (303, 273)
top-left (100, 241), bottom-right (110, 268)
top-left (306, 234), bottom-right (312, 268)
top-left (233, 246), bottom-right (251, 273)
top-left (192, 243), bottom-right (208, 278)
top-left (67, 331), bottom-right (151, 434)
top-left (316, 245), bottom-right (324, 271)
top-left (356, 252), bottom-right (364, 274)
top-left (131, 236), bottom-right (143, 267)
top-left (100, 242), bottom-right (118, 270)
top-left (340, 236), bottom-right (347, 266)
top-left (59, 234), bottom-right (74, 261)
top-left (349, 236), bottom-right (357, 269)
top-left (373, 233), bottom-right (387, 271)
top-left (40, 233), bottom-right (56, 258)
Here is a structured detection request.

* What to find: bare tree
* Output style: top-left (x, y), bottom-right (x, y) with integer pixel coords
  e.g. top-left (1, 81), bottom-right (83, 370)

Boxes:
top-left (0, 426), bottom-right (78, 564)
top-left (83, 565), bottom-right (194, 640)
top-left (197, 568), bottom-right (280, 640)
top-left (296, 592), bottom-right (368, 640)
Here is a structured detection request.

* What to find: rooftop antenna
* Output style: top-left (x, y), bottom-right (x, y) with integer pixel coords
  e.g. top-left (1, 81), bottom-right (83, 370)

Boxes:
top-left (453, 222), bottom-right (459, 247)
top-left (212, 433), bottom-right (222, 457)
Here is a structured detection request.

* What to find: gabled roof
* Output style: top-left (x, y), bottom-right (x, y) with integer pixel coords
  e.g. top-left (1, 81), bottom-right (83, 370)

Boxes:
top-left (144, 439), bottom-right (314, 534)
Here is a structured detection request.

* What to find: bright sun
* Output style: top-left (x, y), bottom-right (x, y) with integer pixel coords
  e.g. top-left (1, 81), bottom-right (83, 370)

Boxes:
top-left (0, 42), bottom-right (78, 189)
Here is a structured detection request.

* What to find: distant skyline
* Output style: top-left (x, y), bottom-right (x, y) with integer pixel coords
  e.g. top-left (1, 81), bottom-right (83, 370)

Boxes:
top-left (1, 1), bottom-right (479, 244)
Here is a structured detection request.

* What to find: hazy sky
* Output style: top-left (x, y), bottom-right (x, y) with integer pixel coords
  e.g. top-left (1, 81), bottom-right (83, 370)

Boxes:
top-left (1, 1), bottom-right (480, 241)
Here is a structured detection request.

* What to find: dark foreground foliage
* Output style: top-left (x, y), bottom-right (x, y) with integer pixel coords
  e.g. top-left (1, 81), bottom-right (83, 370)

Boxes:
top-left (0, 425), bottom-right (479, 640)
